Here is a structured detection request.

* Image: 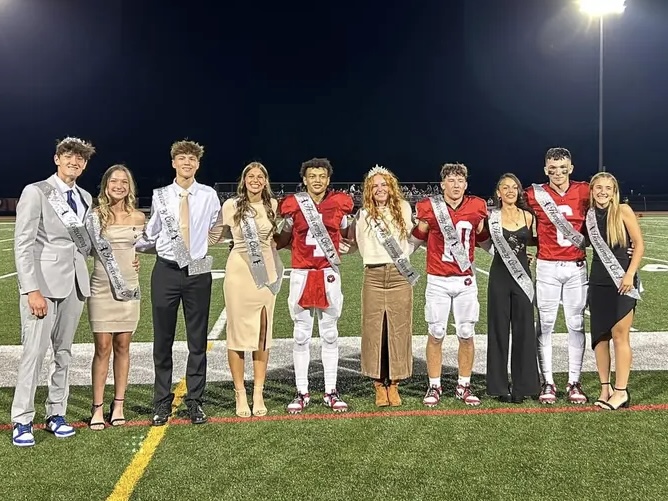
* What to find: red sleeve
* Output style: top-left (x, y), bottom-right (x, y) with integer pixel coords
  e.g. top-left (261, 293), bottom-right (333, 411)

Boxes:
top-left (524, 185), bottom-right (537, 211)
top-left (334, 192), bottom-right (354, 214)
top-left (415, 198), bottom-right (432, 221)
top-left (278, 195), bottom-right (298, 218)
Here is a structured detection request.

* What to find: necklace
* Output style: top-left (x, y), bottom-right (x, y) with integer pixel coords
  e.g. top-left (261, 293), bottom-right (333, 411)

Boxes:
top-left (502, 208), bottom-right (523, 228)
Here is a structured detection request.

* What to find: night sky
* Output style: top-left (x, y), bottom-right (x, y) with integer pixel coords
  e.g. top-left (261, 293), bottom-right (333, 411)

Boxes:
top-left (1, 0), bottom-right (667, 202)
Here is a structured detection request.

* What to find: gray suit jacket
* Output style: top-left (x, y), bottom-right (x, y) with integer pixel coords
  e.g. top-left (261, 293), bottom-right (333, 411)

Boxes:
top-left (14, 174), bottom-right (93, 299)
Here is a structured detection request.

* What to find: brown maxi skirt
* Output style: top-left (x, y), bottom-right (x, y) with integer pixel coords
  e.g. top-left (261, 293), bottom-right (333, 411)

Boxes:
top-left (361, 264), bottom-right (413, 380)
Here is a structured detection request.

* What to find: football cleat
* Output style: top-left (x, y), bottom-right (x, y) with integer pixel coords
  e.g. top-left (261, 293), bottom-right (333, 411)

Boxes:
top-left (539, 383), bottom-right (558, 404)
top-left (455, 384), bottom-right (481, 406)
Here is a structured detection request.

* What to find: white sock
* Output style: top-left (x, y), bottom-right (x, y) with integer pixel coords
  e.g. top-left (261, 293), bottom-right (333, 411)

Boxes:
top-left (567, 329), bottom-right (585, 383)
top-left (543, 372), bottom-right (555, 386)
top-left (458, 376), bottom-right (471, 386)
top-left (429, 377), bottom-right (441, 388)
top-left (293, 341), bottom-right (310, 394)
top-left (321, 340), bottom-right (339, 393)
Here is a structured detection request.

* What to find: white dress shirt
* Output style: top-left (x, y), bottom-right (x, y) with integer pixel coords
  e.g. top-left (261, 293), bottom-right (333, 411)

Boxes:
top-left (135, 180), bottom-right (221, 261)
top-left (53, 174), bottom-right (87, 220)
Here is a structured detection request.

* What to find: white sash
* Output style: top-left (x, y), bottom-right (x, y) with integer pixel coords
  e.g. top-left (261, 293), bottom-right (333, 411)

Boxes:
top-left (34, 181), bottom-right (91, 257)
top-left (532, 184), bottom-right (585, 249)
top-left (366, 211), bottom-right (419, 286)
top-left (429, 195), bottom-right (471, 272)
top-left (586, 208), bottom-right (640, 300)
top-left (154, 187), bottom-right (212, 275)
top-left (86, 212), bottom-right (140, 301)
top-left (294, 192), bottom-right (341, 272)
top-left (238, 206), bottom-right (284, 295)
top-left (488, 209), bottom-right (534, 302)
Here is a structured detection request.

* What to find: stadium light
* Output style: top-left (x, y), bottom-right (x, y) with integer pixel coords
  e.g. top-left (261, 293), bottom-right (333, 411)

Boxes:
top-left (578, 0), bottom-right (626, 172)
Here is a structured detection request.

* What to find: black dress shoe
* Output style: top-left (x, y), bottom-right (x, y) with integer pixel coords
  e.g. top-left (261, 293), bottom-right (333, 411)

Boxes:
top-left (189, 404), bottom-right (208, 425)
top-left (152, 405), bottom-right (171, 426)
top-left (496, 394), bottom-right (512, 403)
top-left (510, 394), bottom-right (525, 404)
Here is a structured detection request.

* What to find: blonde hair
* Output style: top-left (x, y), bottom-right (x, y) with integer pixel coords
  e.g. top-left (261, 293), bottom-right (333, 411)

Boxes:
top-left (589, 172), bottom-right (627, 248)
top-left (233, 162), bottom-right (276, 232)
top-left (362, 169), bottom-right (408, 239)
top-left (96, 164), bottom-right (137, 232)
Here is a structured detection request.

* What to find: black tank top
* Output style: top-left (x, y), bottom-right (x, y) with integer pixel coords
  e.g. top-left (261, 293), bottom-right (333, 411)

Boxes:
top-left (590, 206), bottom-right (631, 286)
top-left (491, 224), bottom-right (531, 273)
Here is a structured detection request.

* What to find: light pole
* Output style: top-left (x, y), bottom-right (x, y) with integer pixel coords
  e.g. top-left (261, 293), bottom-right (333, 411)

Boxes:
top-left (578, 0), bottom-right (626, 172)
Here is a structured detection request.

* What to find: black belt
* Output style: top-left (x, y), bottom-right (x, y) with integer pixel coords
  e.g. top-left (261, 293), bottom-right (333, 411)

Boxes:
top-left (156, 255), bottom-right (183, 270)
top-left (365, 263), bottom-right (391, 269)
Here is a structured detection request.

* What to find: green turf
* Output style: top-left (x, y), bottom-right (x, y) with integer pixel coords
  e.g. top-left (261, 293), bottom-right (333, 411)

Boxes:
top-left (1, 371), bottom-right (667, 500)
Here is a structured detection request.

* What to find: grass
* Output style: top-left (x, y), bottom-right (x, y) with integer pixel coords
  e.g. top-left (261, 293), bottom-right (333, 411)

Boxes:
top-left (0, 216), bottom-right (667, 500)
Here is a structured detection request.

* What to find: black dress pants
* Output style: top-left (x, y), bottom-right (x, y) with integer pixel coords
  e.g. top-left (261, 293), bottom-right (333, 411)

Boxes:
top-left (151, 256), bottom-right (212, 408)
top-left (486, 263), bottom-right (540, 398)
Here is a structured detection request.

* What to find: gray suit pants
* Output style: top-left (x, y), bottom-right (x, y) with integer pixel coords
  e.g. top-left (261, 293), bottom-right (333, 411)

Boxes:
top-left (11, 284), bottom-right (84, 424)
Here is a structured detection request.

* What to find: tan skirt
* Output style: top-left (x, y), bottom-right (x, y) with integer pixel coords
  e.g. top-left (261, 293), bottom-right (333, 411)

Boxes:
top-left (360, 264), bottom-right (413, 380)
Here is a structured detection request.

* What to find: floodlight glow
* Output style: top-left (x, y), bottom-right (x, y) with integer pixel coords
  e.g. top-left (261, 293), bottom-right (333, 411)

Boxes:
top-left (578, 0), bottom-right (626, 16)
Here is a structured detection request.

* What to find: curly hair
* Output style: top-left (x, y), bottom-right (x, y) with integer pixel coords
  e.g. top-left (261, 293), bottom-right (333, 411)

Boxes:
top-left (493, 173), bottom-right (529, 210)
top-left (95, 164), bottom-right (137, 233)
top-left (300, 157), bottom-right (333, 178)
top-left (362, 168), bottom-right (408, 239)
top-left (170, 139), bottom-right (204, 160)
top-left (440, 163), bottom-right (468, 180)
top-left (233, 162), bottom-right (277, 232)
top-left (55, 137), bottom-right (96, 161)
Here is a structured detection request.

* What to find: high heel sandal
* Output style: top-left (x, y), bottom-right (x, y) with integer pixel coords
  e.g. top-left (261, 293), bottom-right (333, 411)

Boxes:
top-left (252, 385), bottom-right (267, 417)
top-left (234, 389), bottom-right (251, 418)
top-left (109, 398), bottom-right (126, 426)
top-left (89, 403), bottom-right (105, 431)
top-left (600, 388), bottom-right (631, 410)
top-left (594, 382), bottom-right (614, 408)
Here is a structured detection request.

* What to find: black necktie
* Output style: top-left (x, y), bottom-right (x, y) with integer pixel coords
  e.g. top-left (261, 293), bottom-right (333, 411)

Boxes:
top-left (66, 190), bottom-right (78, 215)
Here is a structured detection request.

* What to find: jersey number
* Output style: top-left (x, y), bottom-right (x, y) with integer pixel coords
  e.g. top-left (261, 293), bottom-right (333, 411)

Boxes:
top-left (305, 214), bottom-right (326, 257)
top-left (442, 221), bottom-right (473, 262)
top-left (556, 205), bottom-right (574, 248)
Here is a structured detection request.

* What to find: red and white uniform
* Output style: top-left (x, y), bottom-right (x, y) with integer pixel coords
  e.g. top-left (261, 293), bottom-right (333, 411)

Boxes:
top-left (525, 181), bottom-right (588, 262)
top-left (279, 191), bottom-right (354, 396)
top-left (525, 181), bottom-right (589, 384)
top-left (416, 196), bottom-right (487, 340)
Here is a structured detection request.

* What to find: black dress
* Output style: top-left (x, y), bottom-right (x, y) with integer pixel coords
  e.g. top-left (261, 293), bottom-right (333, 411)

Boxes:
top-left (588, 206), bottom-right (637, 349)
top-left (486, 223), bottom-right (540, 399)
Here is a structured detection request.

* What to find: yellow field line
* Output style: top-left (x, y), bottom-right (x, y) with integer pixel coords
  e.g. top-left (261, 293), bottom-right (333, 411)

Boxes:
top-left (106, 340), bottom-right (215, 501)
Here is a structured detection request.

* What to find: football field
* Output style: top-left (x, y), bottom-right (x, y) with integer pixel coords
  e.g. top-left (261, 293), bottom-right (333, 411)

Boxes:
top-left (0, 216), bottom-right (668, 500)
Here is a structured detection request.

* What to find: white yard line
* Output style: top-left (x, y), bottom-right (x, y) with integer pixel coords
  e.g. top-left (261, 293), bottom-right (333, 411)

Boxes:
top-left (645, 234), bottom-right (668, 240)
top-left (207, 308), bottom-right (227, 340)
top-left (0, 272), bottom-right (17, 280)
top-left (643, 256), bottom-right (668, 264)
top-left (0, 238), bottom-right (13, 243)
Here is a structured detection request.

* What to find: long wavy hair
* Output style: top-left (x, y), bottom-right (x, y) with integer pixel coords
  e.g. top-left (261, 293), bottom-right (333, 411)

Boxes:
top-left (589, 172), bottom-right (627, 248)
top-left (362, 169), bottom-right (408, 239)
top-left (493, 172), bottom-right (530, 211)
top-left (233, 162), bottom-right (276, 231)
top-left (96, 164), bottom-right (137, 232)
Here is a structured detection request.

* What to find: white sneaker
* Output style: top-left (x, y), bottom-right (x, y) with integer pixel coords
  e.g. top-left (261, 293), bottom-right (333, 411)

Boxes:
top-left (287, 392), bottom-right (311, 414)
top-left (323, 389), bottom-right (348, 412)
top-left (45, 415), bottom-right (76, 438)
top-left (539, 383), bottom-right (558, 404)
top-left (12, 423), bottom-right (35, 447)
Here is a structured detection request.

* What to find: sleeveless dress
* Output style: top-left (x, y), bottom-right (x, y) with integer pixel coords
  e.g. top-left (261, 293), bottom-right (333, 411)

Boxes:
top-left (88, 225), bottom-right (142, 333)
top-left (486, 220), bottom-right (540, 398)
top-left (222, 198), bottom-right (279, 352)
top-left (588, 206), bottom-right (637, 349)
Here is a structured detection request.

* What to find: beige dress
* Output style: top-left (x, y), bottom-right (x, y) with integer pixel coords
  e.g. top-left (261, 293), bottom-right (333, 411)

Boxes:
top-left (355, 201), bottom-right (414, 380)
top-left (223, 198), bottom-right (279, 351)
top-left (88, 225), bottom-right (141, 333)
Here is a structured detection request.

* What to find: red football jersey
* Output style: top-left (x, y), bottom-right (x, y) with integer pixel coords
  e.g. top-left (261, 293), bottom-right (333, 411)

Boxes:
top-left (279, 191), bottom-right (354, 270)
top-left (416, 195), bottom-right (487, 277)
top-left (525, 181), bottom-right (589, 261)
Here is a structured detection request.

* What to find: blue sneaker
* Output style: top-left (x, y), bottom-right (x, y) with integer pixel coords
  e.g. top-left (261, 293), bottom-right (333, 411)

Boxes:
top-left (45, 415), bottom-right (76, 438)
top-left (12, 422), bottom-right (35, 447)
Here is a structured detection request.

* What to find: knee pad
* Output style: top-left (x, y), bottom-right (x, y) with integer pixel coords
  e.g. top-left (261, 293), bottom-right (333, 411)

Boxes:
top-left (456, 322), bottom-right (475, 340)
top-left (293, 322), bottom-right (313, 346)
top-left (318, 317), bottom-right (339, 345)
top-left (428, 322), bottom-right (446, 340)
